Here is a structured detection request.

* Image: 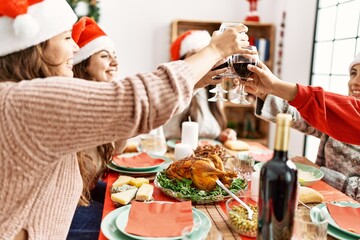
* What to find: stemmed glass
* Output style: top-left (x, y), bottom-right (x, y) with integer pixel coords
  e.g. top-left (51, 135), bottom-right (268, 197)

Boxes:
top-left (230, 45), bottom-right (259, 105)
top-left (208, 22), bottom-right (240, 102)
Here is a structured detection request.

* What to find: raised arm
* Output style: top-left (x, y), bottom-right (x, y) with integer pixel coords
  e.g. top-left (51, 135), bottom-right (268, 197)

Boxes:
top-left (247, 62), bottom-right (360, 145)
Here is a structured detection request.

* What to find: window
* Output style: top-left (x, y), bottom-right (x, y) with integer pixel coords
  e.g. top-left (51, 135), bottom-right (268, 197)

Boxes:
top-left (305, 0), bottom-right (360, 159)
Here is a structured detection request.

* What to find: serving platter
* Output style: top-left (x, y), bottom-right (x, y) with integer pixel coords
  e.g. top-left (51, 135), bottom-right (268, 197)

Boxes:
top-left (154, 171), bottom-right (247, 204)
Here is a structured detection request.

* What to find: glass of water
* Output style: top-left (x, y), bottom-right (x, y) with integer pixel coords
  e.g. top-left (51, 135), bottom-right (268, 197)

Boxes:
top-left (137, 126), bottom-right (167, 155)
top-left (235, 152), bottom-right (254, 181)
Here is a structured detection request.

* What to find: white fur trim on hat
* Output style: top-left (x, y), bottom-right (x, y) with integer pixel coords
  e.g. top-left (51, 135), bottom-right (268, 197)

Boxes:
top-left (349, 52), bottom-right (360, 72)
top-left (0, 0), bottom-right (77, 57)
top-left (179, 30), bottom-right (211, 58)
top-left (73, 36), bottom-right (115, 64)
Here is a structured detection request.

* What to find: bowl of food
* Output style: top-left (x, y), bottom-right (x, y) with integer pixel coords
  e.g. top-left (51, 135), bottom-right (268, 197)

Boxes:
top-left (254, 162), bottom-right (324, 187)
top-left (226, 198), bottom-right (258, 237)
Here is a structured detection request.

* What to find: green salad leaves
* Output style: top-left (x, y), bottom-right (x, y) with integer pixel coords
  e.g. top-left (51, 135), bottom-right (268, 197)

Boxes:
top-left (155, 171), bottom-right (248, 203)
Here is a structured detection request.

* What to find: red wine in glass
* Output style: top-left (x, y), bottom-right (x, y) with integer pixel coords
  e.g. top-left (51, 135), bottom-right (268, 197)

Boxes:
top-left (232, 62), bottom-right (256, 80)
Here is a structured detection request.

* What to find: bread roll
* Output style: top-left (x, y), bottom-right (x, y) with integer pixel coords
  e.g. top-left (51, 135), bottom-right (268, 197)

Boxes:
top-left (298, 186), bottom-right (324, 204)
top-left (224, 140), bottom-right (250, 151)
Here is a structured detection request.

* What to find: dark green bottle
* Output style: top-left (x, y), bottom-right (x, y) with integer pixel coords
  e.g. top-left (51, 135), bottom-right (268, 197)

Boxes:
top-left (257, 113), bottom-right (298, 240)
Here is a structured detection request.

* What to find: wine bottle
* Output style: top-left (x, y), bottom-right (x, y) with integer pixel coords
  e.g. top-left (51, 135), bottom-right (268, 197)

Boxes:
top-left (257, 113), bottom-right (298, 240)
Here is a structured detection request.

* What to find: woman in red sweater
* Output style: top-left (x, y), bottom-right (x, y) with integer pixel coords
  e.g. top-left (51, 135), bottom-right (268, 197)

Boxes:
top-left (246, 57), bottom-right (360, 145)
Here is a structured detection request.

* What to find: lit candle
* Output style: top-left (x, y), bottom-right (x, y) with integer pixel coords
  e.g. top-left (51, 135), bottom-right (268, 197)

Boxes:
top-left (174, 143), bottom-right (193, 161)
top-left (181, 121), bottom-right (199, 150)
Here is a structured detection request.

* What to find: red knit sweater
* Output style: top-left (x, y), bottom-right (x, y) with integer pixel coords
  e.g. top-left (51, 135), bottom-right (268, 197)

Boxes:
top-left (289, 84), bottom-right (360, 145)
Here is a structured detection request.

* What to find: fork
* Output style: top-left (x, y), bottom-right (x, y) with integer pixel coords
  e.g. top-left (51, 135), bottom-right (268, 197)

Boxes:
top-left (215, 179), bottom-right (254, 220)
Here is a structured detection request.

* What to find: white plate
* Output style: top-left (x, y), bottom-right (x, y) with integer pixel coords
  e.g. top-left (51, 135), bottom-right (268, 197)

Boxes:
top-left (101, 204), bottom-right (211, 240)
top-left (310, 202), bottom-right (360, 239)
top-left (107, 155), bottom-right (172, 175)
top-left (254, 162), bottom-right (323, 187)
top-left (115, 203), bottom-right (200, 240)
top-left (112, 153), bottom-right (166, 171)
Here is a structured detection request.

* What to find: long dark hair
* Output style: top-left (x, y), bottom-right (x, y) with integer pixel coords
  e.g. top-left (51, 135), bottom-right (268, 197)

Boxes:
top-left (73, 57), bottom-right (115, 206)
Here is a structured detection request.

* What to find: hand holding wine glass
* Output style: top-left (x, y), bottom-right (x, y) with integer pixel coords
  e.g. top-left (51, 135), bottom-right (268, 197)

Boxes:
top-left (208, 22), bottom-right (249, 102)
top-left (230, 45), bottom-right (259, 105)
top-left (244, 60), bottom-right (290, 99)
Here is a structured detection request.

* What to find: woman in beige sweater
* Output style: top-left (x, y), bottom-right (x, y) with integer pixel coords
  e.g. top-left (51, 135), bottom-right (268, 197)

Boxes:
top-left (0, 0), bottom-right (253, 239)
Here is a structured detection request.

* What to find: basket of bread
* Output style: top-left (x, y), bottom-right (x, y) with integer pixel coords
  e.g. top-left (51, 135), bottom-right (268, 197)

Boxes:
top-left (154, 145), bottom-right (248, 204)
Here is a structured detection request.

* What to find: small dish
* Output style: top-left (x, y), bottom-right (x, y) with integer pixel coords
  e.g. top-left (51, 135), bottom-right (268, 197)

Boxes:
top-left (226, 198), bottom-right (258, 237)
top-left (254, 162), bottom-right (323, 187)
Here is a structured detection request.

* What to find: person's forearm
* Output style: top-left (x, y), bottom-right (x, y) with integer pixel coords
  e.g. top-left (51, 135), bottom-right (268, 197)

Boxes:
top-left (269, 81), bottom-right (298, 101)
top-left (184, 46), bottom-right (222, 86)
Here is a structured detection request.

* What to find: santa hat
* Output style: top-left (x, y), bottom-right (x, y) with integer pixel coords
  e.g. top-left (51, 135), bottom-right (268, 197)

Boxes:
top-left (349, 52), bottom-right (360, 72)
top-left (0, 0), bottom-right (77, 57)
top-left (72, 17), bottom-right (115, 64)
top-left (170, 30), bottom-right (211, 61)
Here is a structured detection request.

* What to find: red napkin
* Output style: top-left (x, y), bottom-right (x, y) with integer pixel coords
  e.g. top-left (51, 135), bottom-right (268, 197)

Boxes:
top-left (112, 152), bottom-right (165, 168)
top-left (125, 201), bottom-right (194, 237)
top-left (326, 203), bottom-right (360, 234)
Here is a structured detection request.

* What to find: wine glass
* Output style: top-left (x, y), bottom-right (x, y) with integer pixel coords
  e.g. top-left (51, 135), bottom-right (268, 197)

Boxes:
top-left (137, 126), bottom-right (167, 155)
top-left (230, 45), bottom-right (259, 105)
top-left (208, 22), bottom-right (240, 102)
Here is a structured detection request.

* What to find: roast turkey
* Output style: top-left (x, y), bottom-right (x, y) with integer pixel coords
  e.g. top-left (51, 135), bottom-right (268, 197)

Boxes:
top-left (165, 153), bottom-right (237, 191)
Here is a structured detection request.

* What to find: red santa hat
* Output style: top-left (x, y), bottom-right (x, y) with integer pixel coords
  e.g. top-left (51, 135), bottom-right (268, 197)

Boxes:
top-left (349, 52), bottom-right (360, 72)
top-left (170, 30), bottom-right (211, 61)
top-left (72, 17), bottom-right (115, 64)
top-left (0, 0), bottom-right (77, 57)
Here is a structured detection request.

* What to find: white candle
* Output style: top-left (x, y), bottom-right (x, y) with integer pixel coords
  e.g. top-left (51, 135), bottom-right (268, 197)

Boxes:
top-left (250, 171), bottom-right (260, 202)
top-left (174, 143), bottom-right (193, 161)
top-left (181, 121), bottom-right (199, 150)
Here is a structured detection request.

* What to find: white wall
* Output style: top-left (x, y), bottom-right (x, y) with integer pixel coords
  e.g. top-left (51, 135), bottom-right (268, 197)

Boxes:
top-left (99, 0), bottom-right (318, 158)
top-left (279, 0), bottom-right (317, 158)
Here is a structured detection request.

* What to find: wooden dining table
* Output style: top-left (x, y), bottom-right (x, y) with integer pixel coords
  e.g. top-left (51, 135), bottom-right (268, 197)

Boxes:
top-left (99, 141), bottom-right (356, 240)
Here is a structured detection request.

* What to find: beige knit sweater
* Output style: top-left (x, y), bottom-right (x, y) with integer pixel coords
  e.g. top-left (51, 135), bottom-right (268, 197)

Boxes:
top-left (0, 61), bottom-right (194, 240)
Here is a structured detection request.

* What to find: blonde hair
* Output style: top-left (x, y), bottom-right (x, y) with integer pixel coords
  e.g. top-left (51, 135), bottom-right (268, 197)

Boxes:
top-left (74, 57), bottom-right (115, 206)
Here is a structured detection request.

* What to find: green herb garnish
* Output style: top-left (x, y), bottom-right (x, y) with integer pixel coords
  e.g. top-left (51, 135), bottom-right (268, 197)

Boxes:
top-left (156, 171), bottom-right (247, 202)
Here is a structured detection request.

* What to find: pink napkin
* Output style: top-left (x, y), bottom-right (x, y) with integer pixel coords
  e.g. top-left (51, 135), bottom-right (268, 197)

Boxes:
top-left (125, 201), bottom-right (194, 237)
top-left (112, 152), bottom-right (165, 168)
top-left (326, 203), bottom-right (360, 234)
